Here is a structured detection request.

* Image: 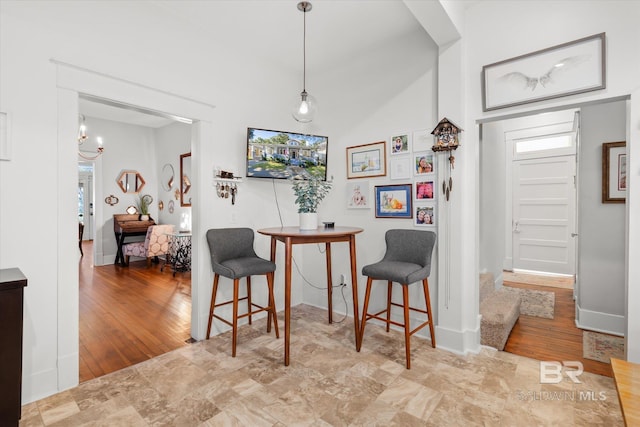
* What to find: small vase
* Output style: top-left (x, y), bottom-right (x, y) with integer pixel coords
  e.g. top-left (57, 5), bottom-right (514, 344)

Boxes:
top-left (299, 212), bottom-right (318, 230)
top-left (140, 214), bottom-right (150, 221)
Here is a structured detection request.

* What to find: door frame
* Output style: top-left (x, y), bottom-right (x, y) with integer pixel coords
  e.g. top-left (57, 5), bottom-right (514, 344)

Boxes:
top-left (55, 59), bottom-right (214, 391)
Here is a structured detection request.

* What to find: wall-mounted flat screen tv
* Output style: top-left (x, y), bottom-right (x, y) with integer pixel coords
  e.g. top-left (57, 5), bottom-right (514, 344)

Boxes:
top-left (246, 127), bottom-right (328, 180)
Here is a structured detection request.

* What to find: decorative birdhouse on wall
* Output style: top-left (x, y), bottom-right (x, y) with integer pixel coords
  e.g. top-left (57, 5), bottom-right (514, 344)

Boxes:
top-left (431, 117), bottom-right (463, 201)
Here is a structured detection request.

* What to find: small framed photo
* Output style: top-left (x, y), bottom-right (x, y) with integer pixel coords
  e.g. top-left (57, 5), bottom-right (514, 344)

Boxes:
top-left (415, 180), bottom-right (435, 200)
top-left (412, 129), bottom-right (431, 152)
top-left (602, 141), bottom-right (626, 203)
top-left (347, 141), bottom-right (387, 179)
top-left (346, 181), bottom-right (370, 209)
top-left (390, 133), bottom-right (410, 155)
top-left (390, 155), bottom-right (412, 180)
top-left (375, 184), bottom-right (412, 218)
top-left (414, 152), bottom-right (435, 175)
top-left (415, 205), bottom-right (435, 227)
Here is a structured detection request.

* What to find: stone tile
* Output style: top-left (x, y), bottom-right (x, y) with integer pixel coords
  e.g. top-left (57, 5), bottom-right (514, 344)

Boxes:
top-left (37, 391), bottom-right (80, 425)
top-left (18, 402), bottom-right (45, 427)
top-left (377, 377), bottom-right (442, 420)
top-left (47, 396), bottom-right (133, 427)
top-left (426, 394), bottom-right (501, 426)
top-left (349, 400), bottom-right (397, 426)
top-left (222, 400), bottom-right (280, 427)
top-left (21, 304), bottom-right (622, 427)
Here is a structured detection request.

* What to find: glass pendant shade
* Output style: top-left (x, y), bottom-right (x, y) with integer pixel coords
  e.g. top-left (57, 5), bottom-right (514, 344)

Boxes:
top-left (292, 90), bottom-right (317, 123)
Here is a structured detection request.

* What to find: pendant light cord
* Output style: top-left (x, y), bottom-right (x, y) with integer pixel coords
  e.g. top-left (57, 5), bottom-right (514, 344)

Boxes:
top-left (302, 6), bottom-right (307, 92)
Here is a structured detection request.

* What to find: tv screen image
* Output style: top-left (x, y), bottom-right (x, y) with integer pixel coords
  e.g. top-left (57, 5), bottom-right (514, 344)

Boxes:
top-left (246, 127), bottom-right (328, 180)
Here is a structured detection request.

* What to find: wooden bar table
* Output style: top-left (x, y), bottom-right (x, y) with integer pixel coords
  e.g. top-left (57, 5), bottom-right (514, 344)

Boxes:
top-left (258, 226), bottom-right (363, 366)
top-left (611, 358), bottom-right (640, 426)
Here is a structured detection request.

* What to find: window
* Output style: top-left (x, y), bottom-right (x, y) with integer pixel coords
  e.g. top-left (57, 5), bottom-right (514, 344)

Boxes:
top-left (515, 133), bottom-right (574, 154)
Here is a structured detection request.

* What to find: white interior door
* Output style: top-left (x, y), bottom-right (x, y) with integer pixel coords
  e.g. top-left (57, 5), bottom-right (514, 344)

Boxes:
top-left (512, 155), bottom-right (576, 275)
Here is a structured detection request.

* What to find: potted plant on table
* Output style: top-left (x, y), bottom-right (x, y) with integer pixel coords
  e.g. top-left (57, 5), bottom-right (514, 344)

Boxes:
top-left (291, 174), bottom-right (332, 230)
top-left (137, 194), bottom-right (151, 221)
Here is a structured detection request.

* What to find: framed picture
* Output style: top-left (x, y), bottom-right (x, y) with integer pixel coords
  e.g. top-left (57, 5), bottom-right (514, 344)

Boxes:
top-left (390, 155), bottom-right (412, 180)
top-left (346, 181), bottom-right (370, 209)
top-left (602, 141), bottom-right (626, 203)
top-left (375, 184), bottom-right (412, 218)
top-left (412, 129), bottom-right (431, 151)
top-left (415, 205), bottom-right (435, 227)
top-left (482, 33), bottom-right (606, 111)
top-left (414, 152), bottom-right (435, 175)
top-left (415, 180), bottom-right (435, 200)
top-left (390, 133), bottom-right (410, 155)
top-left (347, 141), bottom-right (386, 179)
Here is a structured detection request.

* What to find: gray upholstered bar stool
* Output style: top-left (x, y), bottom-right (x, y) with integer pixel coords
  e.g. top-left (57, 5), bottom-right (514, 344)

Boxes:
top-left (205, 228), bottom-right (279, 356)
top-left (360, 229), bottom-right (436, 369)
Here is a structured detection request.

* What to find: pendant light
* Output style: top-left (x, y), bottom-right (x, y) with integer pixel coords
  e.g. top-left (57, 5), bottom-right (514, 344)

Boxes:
top-left (293, 1), bottom-right (317, 123)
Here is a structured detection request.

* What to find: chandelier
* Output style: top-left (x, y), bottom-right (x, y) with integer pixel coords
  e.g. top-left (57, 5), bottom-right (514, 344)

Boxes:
top-left (78, 114), bottom-right (104, 160)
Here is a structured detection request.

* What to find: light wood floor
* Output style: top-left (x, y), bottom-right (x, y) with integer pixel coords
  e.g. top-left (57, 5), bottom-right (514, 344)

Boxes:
top-left (79, 241), bottom-right (192, 382)
top-left (503, 279), bottom-right (613, 377)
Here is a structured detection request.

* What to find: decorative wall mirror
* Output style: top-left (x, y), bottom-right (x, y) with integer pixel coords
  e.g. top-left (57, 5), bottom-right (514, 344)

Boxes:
top-left (180, 152), bottom-right (192, 207)
top-left (117, 170), bottom-right (146, 194)
top-left (161, 163), bottom-right (175, 191)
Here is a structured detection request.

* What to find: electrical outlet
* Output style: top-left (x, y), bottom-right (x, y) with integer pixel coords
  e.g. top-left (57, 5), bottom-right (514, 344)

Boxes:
top-left (340, 274), bottom-right (346, 284)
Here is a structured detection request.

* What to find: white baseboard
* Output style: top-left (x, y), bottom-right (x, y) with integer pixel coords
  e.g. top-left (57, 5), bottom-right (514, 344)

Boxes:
top-left (57, 352), bottom-right (79, 392)
top-left (22, 353), bottom-right (79, 404)
top-left (22, 367), bottom-right (58, 405)
top-left (575, 304), bottom-right (625, 336)
top-left (435, 320), bottom-right (481, 356)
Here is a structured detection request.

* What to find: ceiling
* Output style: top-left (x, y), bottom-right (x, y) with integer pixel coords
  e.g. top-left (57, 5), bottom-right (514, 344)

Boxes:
top-left (77, 0), bottom-right (444, 127)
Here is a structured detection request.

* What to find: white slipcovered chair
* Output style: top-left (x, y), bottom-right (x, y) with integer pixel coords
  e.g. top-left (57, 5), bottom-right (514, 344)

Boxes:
top-left (123, 224), bottom-right (175, 267)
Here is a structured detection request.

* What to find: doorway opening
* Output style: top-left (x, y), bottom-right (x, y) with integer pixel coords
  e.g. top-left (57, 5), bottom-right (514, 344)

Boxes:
top-left (503, 109), bottom-right (578, 283)
top-left (77, 97), bottom-right (194, 382)
top-left (479, 98), bottom-right (628, 376)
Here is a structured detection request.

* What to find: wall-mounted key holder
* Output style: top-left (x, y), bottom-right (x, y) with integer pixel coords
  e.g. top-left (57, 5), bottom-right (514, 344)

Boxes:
top-left (214, 166), bottom-right (242, 205)
top-left (214, 177), bottom-right (241, 205)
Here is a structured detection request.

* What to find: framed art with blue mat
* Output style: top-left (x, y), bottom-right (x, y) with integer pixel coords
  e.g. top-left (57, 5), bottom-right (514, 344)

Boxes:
top-left (374, 184), bottom-right (412, 219)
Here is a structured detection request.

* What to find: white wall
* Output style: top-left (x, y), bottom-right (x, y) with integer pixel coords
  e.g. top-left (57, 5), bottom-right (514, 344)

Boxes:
top-left (577, 100), bottom-right (626, 334)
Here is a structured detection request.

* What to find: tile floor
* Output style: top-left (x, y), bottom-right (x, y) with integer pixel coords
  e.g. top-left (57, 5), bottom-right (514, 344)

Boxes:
top-left (20, 305), bottom-right (623, 426)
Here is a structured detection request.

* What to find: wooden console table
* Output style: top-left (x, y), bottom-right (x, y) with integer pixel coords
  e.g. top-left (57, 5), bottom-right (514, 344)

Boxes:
top-left (113, 214), bottom-right (155, 266)
top-left (611, 358), bottom-right (640, 426)
top-left (0, 268), bottom-right (27, 426)
top-left (257, 226), bottom-right (363, 366)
